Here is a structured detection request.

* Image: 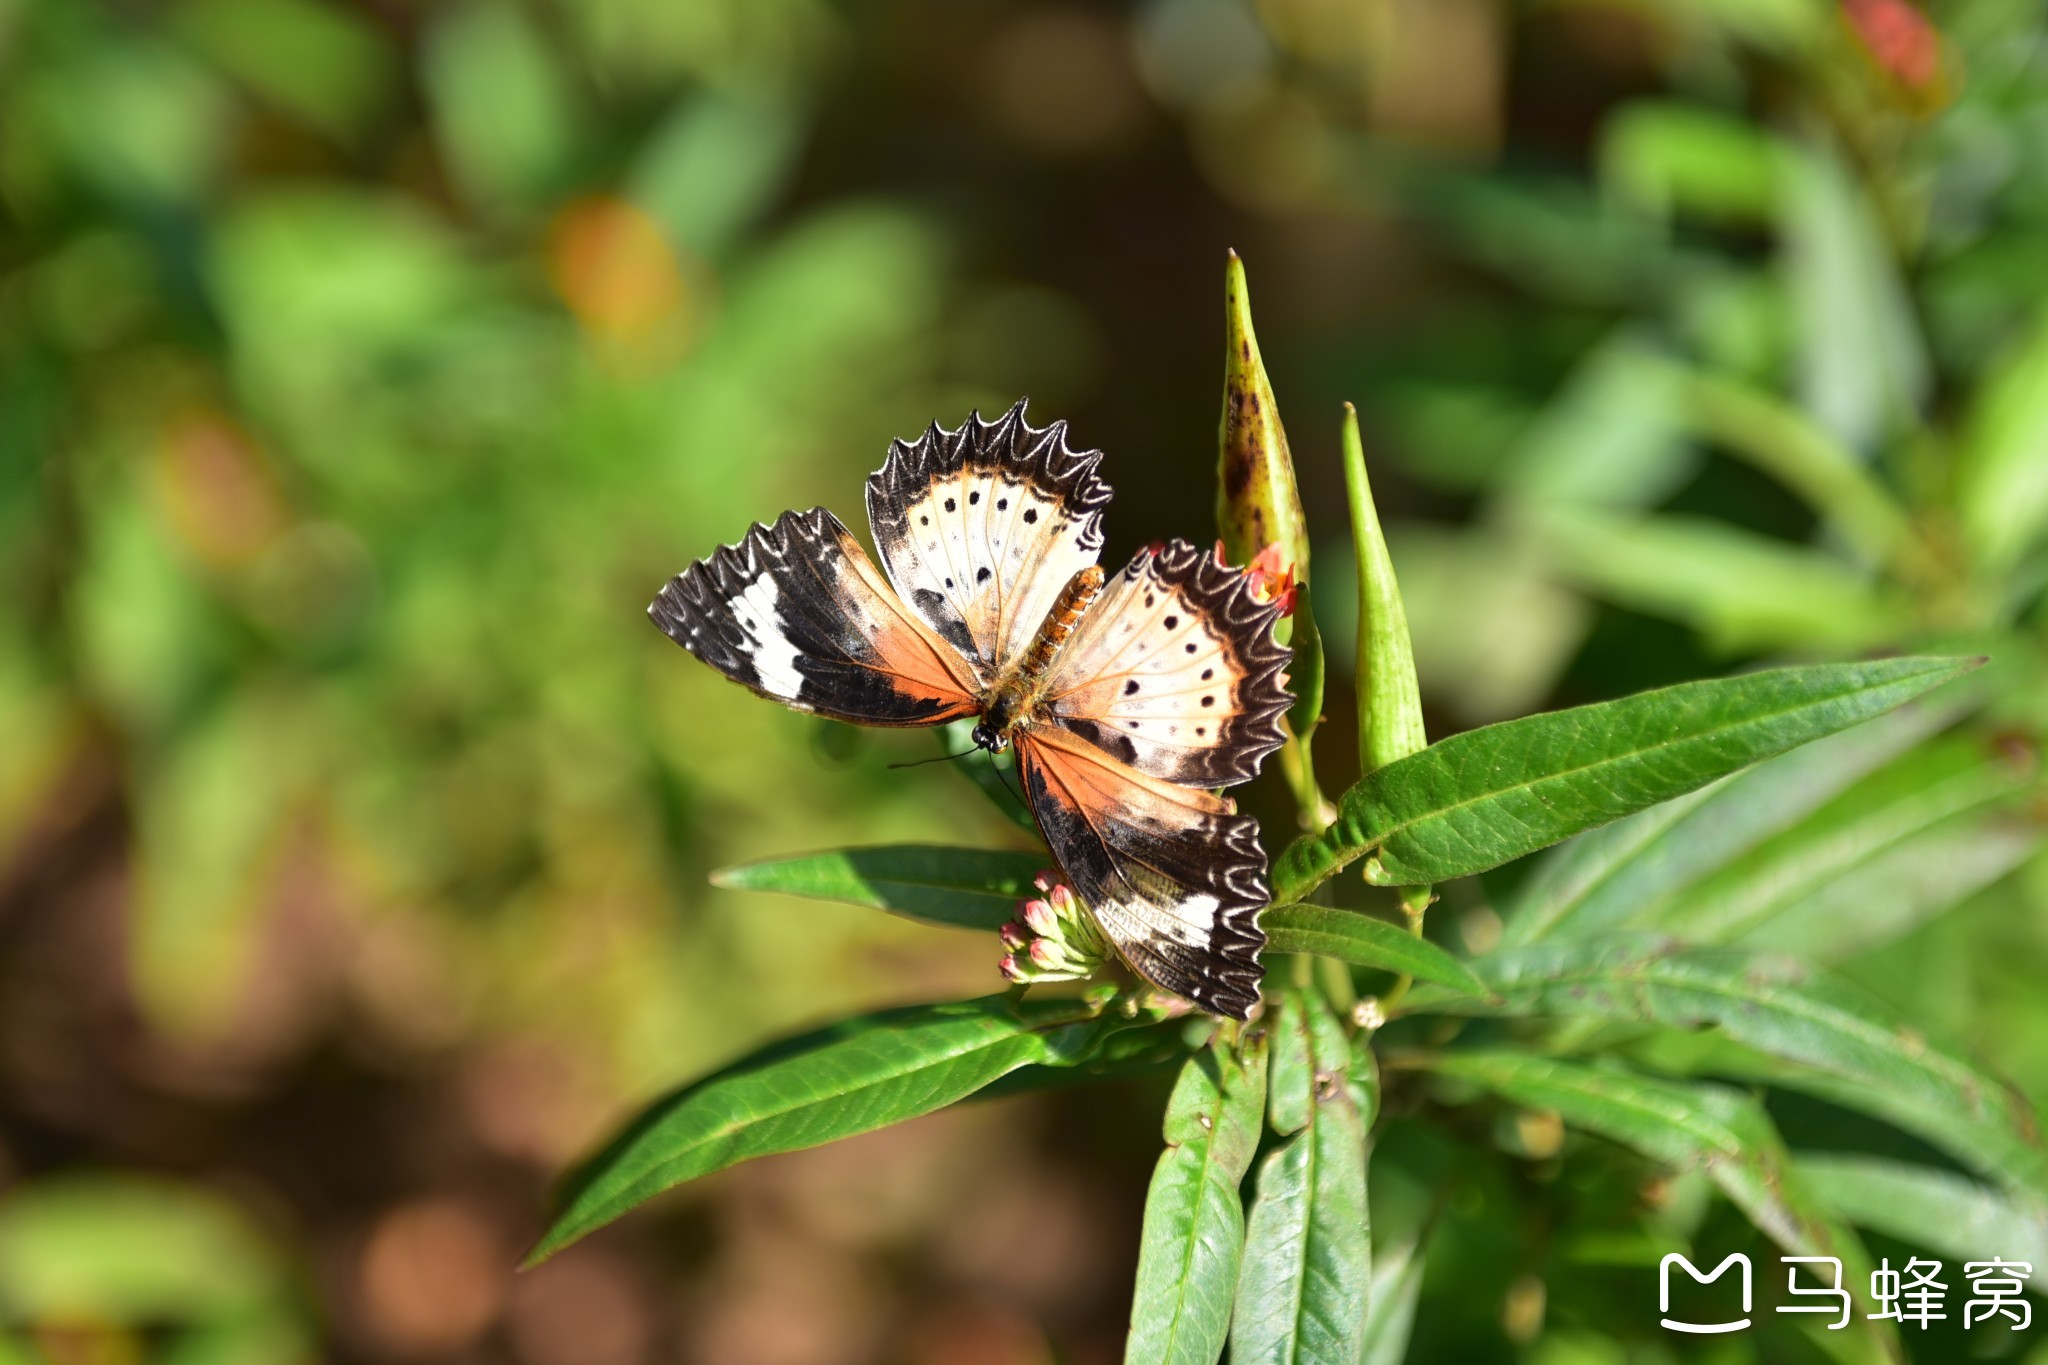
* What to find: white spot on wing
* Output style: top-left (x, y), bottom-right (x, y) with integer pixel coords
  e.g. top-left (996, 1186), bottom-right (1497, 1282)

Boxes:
top-left (727, 573), bottom-right (805, 699)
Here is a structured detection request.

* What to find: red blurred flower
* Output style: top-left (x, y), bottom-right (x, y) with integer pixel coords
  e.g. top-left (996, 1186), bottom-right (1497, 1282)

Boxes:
top-left (1843, 0), bottom-right (1943, 96)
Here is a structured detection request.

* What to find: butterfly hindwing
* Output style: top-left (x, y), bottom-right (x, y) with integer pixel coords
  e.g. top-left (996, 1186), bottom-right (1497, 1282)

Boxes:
top-left (649, 507), bottom-right (979, 725)
top-left (866, 401), bottom-right (1113, 682)
top-left (1015, 724), bottom-right (1266, 1019)
top-left (1040, 539), bottom-right (1291, 788)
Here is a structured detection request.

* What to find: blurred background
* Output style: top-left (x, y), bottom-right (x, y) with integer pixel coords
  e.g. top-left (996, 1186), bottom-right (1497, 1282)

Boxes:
top-left (4, 0), bottom-right (2048, 1360)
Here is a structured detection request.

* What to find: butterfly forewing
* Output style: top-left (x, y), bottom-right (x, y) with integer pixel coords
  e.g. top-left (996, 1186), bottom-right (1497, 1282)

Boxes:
top-left (650, 507), bottom-right (979, 725)
top-left (1040, 539), bottom-right (1291, 788)
top-left (1015, 725), bottom-right (1266, 1019)
top-left (866, 402), bottom-right (1113, 681)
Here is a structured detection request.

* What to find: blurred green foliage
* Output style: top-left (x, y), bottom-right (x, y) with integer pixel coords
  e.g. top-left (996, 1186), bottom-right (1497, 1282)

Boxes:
top-left (1, 0), bottom-right (2046, 1360)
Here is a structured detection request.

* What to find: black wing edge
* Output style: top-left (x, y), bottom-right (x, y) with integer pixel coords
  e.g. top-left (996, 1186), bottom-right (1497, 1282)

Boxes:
top-left (1133, 537), bottom-right (1293, 788)
top-left (1115, 808), bottom-right (1269, 1021)
top-left (864, 399), bottom-right (1116, 555)
top-left (647, 507), bottom-right (967, 724)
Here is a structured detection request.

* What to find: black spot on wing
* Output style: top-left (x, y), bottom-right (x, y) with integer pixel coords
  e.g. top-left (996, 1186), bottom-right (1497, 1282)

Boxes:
top-left (864, 399), bottom-right (1115, 556)
top-left (1138, 539), bottom-right (1294, 788)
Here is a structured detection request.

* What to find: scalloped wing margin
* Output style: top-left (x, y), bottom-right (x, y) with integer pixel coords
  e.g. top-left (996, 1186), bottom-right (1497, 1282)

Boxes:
top-left (865, 399), bottom-right (1116, 679)
top-left (649, 507), bottom-right (979, 726)
top-left (1016, 725), bottom-right (1268, 1019)
top-left (1041, 538), bottom-right (1291, 789)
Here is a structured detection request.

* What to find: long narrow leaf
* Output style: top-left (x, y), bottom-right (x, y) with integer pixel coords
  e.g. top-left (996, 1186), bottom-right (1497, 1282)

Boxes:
top-left (1647, 736), bottom-right (2033, 942)
top-left (711, 845), bottom-right (1045, 932)
top-left (1746, 815), bottom-right (2041, 961)
top-left (1407, 938), bottom-right (2048, 1204)
top-left (529, 994), bottom-right (1122, 1264)
top-left (1125, 1033), bottom-right (1269, 1365)
top-left (1429, 1052), bottom-right (1899, 1360)
top-left (1358, 1238), bottom-right (1426, 1365)
top-left (1502, 701), bottom-right (1959, 946)
top-left (1798, 1154), bottom-right (2048, 1268)
top-left (1261, 905), bottom-right (1488, 999)
top-left (1232, 989), bottom-right (1370, 1365)
top-left (1431, 1053), bottom-right (1840, 1255)
top-left (1273, 656), bottom-right (1978, 901)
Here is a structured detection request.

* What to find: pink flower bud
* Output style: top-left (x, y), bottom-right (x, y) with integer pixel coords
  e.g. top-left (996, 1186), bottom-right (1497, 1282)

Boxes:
top-left (1000, 921), bottom-right (1029, 951)
top-left (1021, 898), bottom-right (1058, 936)
top-left (1000, 954), bottom-right (1026, 983)
top-left (1029, 939), bottom-right (1059, 968)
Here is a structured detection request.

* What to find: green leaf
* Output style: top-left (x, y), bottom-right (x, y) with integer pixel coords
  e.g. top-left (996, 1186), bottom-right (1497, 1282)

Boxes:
top-left (1408, 938), bottom-right (2048, 1204)
top-left (1600, 101), bottom-right (1780, 227)
top-left (1344, 402), bottom-right (1427, 776)
top-left (1501, 700), bottom-right (1959, 946)
top-left (1779, 140), bottom-right (1928, 455)
top-left (1746, 814), bottom-right (2041, 961)
top-left (1673, 366), bottom-right (1926, 578)
top-left (1358, 1237), bottom-right (1426, 1365)
top-left (1798, 1154), bottom-right (2048, 1268)
top-left (1272, 656), bottom-right (1979, 901)
top-left (1125, 1032), bottom-right (1269, 1365)
top-left (1644, 735), bottom-right (2035, 943)
top-left (1955, 308), bottom-right (2048, 579)
top-left (1527, 505), bottom-right (1910, 656)
top-left (529, 994), bottom-right (1122, 1264)
top-left (710, 844), bottom-right (1045, 932)
top-left (1285, 579), bottom-right (1327, 752)
top-left (1232, 989), bottom-right (1370, 1365)
top-left (1261, 905), bottom-right (1488, 1000)
top-left (1431, 1053), bottom-right (1844, 1256)
top-left (1428, 1052), bottom-right (1899, 1360)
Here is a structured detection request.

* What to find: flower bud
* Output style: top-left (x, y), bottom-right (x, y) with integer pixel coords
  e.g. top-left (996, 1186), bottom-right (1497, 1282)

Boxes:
top-left (995, 872), bottom-right (1113, 987)
top-left (1217, 251), bottom-right (1311, 594)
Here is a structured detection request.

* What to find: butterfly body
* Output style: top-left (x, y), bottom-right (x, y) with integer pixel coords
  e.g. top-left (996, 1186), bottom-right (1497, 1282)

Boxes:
top-left (971, 563), bottom-right (1106, 754)
top-left (651, 403), bottom-right (1291, 1018)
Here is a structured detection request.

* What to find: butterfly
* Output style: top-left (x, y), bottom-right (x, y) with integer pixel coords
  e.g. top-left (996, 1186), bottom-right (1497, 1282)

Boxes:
top-left (648, 401), bottom-right (1292, 1018)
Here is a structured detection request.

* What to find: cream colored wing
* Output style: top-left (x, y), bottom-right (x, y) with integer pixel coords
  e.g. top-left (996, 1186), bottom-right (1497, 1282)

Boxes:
top-left (865, 401), bottom-right (1113, 682)
top-left (1039, 539), bottom-right (1290, 788)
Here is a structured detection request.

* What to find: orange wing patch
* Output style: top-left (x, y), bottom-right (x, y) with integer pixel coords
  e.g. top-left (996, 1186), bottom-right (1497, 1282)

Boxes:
top-left (1014, 724), bottom-right (1266, 1019)
top-left (1040, 539), bottom-right (1291, 788)
top-left (650, 508), bottom-right (978, 725)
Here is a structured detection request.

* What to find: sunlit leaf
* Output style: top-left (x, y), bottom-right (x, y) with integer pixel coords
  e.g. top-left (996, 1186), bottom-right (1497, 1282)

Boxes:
top-left (1232, 988), bottom-right (1369, 1365)
top-left (1429, 1052), bottom-right (1899, 1359)
top-left (1957, 307), bottom-right (2048, 579)
top-left (1408, 938), bottom-right (2048, 1203)
top-left (1745, 814), bottom-right (2041, 961)
top-left (711, 845), bottom-right (1045, 932)
top-left (1780, 140), bottom-right (1927, 453)
top-left (1359, 1237), bottom-right (1426, 1365)
top-left (1274, 656), bottom-right (1978, 901)
top-left (530, 994), bottom-right (1131, 1264)
top-left (1125, 1031), bottom-right (1268, 1365)
top-left (1527, 505), bottom-right (1911, 655)
top-left (1798, 1154), bottom-right (2048, 1268)
top-left (1502, 700), bottom-right (1959, 946)
top-left (1646, 735), bottom-right (2035, 942)
top-left (1261, 905), bottom-right (1488, 999)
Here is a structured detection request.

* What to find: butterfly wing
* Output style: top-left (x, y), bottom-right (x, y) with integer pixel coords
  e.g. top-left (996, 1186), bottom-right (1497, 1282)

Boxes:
top-left (866, 400), bottom-right (1114, 680)
top-left (1038, 539), bottom-right (1291, 788)
top-left (650, 507), bottom-right (979, 725)
top-left (1015, 724), bottom-right (1266, 1019)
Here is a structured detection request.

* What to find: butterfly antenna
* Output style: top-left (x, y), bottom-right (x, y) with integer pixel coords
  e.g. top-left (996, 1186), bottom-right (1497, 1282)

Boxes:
top-left (887, 748), bottom-right (977, 770)
top-left (993, 755), bottom-right (1032, 818)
